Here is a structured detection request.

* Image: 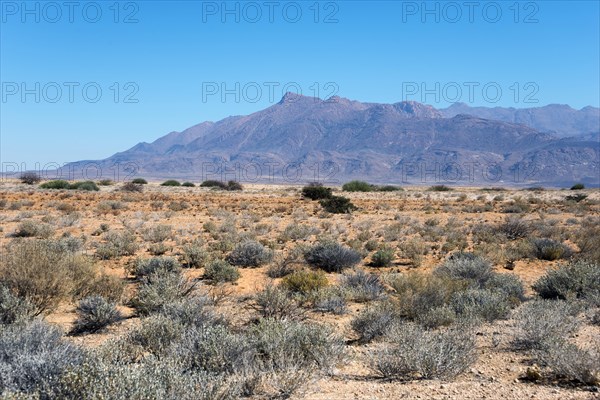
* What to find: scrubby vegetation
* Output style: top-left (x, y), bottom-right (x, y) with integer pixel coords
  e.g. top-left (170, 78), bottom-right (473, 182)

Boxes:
top-left (40, 180), bottom-right (99, 191)
top-left (0, 182), bottom-right (598, 397)
top-left (161, 180), bottom-right (181, 186)
top-left (19, 172), bottom-right (41, 185)
top-left (320, 195), bottom-right (356, 213)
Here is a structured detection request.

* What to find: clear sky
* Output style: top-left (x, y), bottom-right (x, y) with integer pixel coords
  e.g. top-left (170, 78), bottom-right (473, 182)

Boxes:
top-left (1, 0), bottom-right (599, 167)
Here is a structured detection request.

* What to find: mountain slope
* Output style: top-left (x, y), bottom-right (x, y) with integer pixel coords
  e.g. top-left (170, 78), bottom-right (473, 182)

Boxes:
top-left (64, 95), bottom-right (600, 187)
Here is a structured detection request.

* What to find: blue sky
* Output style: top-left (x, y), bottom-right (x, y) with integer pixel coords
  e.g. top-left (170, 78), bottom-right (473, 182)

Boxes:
top-left (1, 0), bottom-right (599, 167)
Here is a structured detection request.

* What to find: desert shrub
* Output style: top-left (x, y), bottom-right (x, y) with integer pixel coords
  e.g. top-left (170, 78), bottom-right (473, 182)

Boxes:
top-left (570, 183), bottom-right (585, 190)
top-left (0, 320), bottom-right (83, 395)
top-left (319, 195), bottom-right (356, 214)
top-left (39, 180), bottom-right (71, 189)
top-left (313, 288), bottom-right (348, 315)
top-left (128, 257), bottom-right (181, 280)
top-left (182, 182), bottom-right (196, 187)
top-left (428, 185), bottom-right (452, 192)
top-left (377, 185), bottom-right (403, 192)
top-left (121, 181), bottom-right (143, 192)
top-left (81, 274), bottom-right (124, 304)
top-left (96, 230), bottom-right (138, 259)
top-left (200, 180), bottom-right (227, 189)
top-left (434, 253), bottom-right (493, 288)
top-left (416, 306), bottom-right (456, 329)
top-left (351, 304), bottom-right (395, 343)
top-left (0, 240), bottom-right (98, 315)
top-left (513, 300), bottom-right (580, 350)
top-left (225, 181), bottom-right (243, 191)
top-left (0, 286), bottom-right (36, 325)
top-left (226, 240), bottom-right (273, 267)
top-left (131, 178), bottom-right (148, 184)
top-left (301, 182), bottom-right (332, 200)
top-left (71, 296), bottom-right (122, 334)
top-left (502, 200), bottom-right (531, 213)
top-left (281, 269), bottom-right (328, 295)
top-left (149, 242), bottom-right (170, 255)
top-left (498, 217), bottom-right (531, 240)
top-left (204, 260), bottom-right (240, 284)
top-left (484, 273), bottom-right (525, 302)
top-left (127, 314), bottom-right (184, 356)
top-left (450, 288), bottom-right (512, 322)
top-left (565, 193), bottom-right (588, 203)
top-left (279, 223), bottom-right (318, 241)
top-left (159, 296), bottom-right (221, 328)
top-left (531, 238), bottom-right (573, 260)
top-left (373, 322), bottom-right (476, 380)
top-left (97, 179), bottom-right (114, 186)
top-left (249, 318), bottom-right (345, 374)
top-left (168, 201), bottom-right (189, 211)
top-left (532, 261), bottom-right (600, 303)
top-left (386, 273), bottom-right (466, 321)
top-left (96, 200), bottom-right (127, 215)
top-left (339, 270), bottom-right (385, 302)
top-left (399, 239), bottom-right (427, 267)
top-left (538, 340), bottom-right (599, 385)
top-left (342, 180), bottom-right (374, 192)
top-left (253, 284), bottom-right (303, 320)
top-left (69, 181), bottom-right (100, 191)
top-left (180, 240), bottom-right (207, 268)
top-left (142, 224), bottom-right (173, 243)
top-left (130, 271), bottom-right (196, 315)
top-left (304, 241), bottom-right (361, 273)
top-left (371, 247), bottom-right (395, 267)
top-left (161, 180), bottom-right (181, 186)
top-left (19, 172), bottom-right (41, 185)
top-left (172, 324), bottom-right (251, 375)
top-left (54, 354), bottom-right (233, 400)
top-left (13, 220), bottom-right (54, 238)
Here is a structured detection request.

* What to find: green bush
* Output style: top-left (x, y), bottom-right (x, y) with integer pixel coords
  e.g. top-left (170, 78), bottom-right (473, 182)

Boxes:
top-left (200, 180), bottom-right (227, 189)
top-left (69, 181), bottom-right (100, 191)
top-left (371, 247), bottom-right (395, 267)
top-left (226, 240), bottom-right (273, 267)
top-left (532, 261), bottom-right (600, 303)
top-left (71, 296), bottom-right (122, 334)
top-left (342, 180), bottom-right (374, 192)
top-left (97, 179), bottom-right (114, 186)
top-left (301, 182), bottom-right (332, 200)
top-left (13, 220), bottom-right (54, 238)
top-left (319, 195), bottom-right (356, 214)
top-left (131, 178), bottom-right (148, 184)
top-left (161, 180), bottom-right (181, 186)
top-left (428, 185), bottom-right (452, 192)
top-left (281, 269), bottom-right (328, 295)
top-left (304, 241), bottom-right (361, 272)
top-left (225, 180), bottom-right (243, 191)
top-left (39, 180), bottom-right (71, 189)
top-left (570, 183), bottom-right (585, 190)
top-left (377, 185), bottom-right (403, 192)
top-left (181, 181), bottom-right (195, 187)
top-left (204, 260), bottom-right (240, 283)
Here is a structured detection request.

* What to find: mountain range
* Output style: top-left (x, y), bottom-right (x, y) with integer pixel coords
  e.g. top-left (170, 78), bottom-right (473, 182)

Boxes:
top-left (64, 94), bottom-right (600, 187)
